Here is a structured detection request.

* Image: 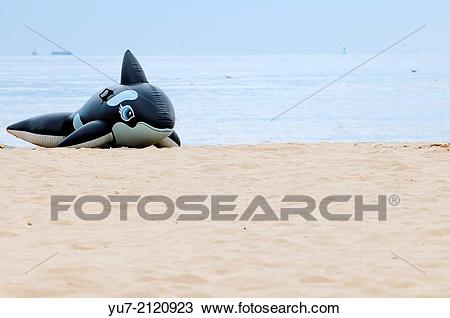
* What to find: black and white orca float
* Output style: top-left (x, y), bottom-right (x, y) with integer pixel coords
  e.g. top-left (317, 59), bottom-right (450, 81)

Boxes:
top-left (7, 50), bottom-right (180, 148)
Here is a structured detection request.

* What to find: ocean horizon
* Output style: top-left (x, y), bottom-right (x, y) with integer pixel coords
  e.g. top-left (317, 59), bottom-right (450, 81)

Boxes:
top-left (1, 54), bottom-right (449, 147)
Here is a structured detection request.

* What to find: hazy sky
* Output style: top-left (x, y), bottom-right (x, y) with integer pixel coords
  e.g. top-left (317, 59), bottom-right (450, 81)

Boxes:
top-left (0, 0), bottom-right (447, 56)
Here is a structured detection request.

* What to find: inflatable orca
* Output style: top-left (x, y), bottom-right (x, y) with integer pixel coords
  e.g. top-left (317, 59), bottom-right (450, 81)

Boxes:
top-left (7, 50), bottom-right (180, 148)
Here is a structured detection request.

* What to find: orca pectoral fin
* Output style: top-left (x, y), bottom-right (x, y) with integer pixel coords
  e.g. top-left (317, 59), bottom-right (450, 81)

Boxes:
top-left (155, 130), bottom-right (181, 148)
top-left (6, 112), bottom-right (73, 147)
top-left (58, 120), bottom-right (113, 148)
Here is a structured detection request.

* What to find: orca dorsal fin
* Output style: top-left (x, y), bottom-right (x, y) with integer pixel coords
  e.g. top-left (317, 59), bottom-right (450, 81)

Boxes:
top-left (120, 50), bottom-right (148, 85)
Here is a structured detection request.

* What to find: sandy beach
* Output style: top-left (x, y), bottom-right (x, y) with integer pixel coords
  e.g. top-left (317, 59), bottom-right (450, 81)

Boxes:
top-left (0, 142), bottom-right (449, 297)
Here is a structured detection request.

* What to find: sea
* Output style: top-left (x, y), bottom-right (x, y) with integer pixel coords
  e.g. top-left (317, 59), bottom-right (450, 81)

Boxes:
top-left (0, 54), bottom-right (449, 147)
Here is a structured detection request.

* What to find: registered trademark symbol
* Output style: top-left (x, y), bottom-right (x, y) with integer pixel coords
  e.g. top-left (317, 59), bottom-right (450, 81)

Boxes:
top-left (388, 194), bottom-right (401, 206)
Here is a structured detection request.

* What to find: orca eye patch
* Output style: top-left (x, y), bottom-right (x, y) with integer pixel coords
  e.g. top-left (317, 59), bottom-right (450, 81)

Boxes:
top-left (107, 90), bottom-right (138, 107)
top-left (119, 105), bottom-right (135, 122)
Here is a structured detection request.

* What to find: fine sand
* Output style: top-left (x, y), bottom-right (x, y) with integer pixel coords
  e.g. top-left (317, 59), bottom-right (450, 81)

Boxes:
top-left (0, 143), bottom-right (449, 297)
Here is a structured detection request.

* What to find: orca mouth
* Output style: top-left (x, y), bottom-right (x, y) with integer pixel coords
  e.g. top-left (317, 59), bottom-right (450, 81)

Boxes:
top-left (124, 115), bottom-right (175, 130)
top-left (138, 122), bottom-right (173, 133)
top-left (112, 121), bottom-right (172, 147)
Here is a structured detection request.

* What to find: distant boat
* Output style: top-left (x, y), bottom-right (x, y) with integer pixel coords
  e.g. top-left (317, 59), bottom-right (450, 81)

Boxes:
top-left (31, 49), bottom-right (38, 56)
top-left (411, 69), bottom-right (417, 73)
top-left (51, 51), bottom-right (72, 56)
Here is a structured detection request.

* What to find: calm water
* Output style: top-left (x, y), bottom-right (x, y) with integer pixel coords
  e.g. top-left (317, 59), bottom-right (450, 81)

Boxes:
top-left (0, 54), bottom-right (449, 147)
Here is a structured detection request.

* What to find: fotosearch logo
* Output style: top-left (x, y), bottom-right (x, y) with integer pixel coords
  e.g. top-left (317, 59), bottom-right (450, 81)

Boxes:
top-left (50, 194), bottom-right (400, 222)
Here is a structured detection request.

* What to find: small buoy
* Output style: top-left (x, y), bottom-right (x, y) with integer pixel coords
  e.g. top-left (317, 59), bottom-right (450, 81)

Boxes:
top-left (225, 75), bottom-right (232, 79)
